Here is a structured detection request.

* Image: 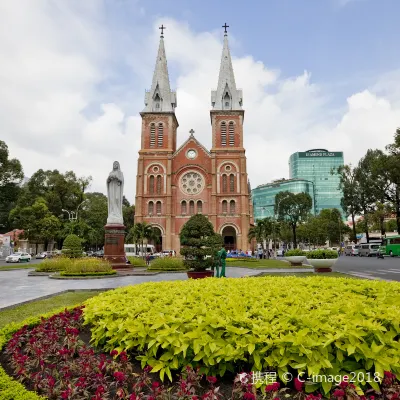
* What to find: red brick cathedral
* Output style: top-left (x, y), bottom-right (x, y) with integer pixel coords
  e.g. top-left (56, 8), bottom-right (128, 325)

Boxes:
top-left (134, 27), bottom-right (253, 253)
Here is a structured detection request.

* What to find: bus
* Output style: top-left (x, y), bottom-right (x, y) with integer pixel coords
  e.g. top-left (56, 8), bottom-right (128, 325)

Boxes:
top-left (380, 235), bottom-right (400, 257)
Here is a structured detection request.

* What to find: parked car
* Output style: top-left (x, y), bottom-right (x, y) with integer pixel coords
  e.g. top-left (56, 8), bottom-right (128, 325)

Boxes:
top-left (6, 252), bottom-right (31, 263)
top-left (35, 252), bottom-right (48, 259)
top-left (344, 245), bottom-right (359, 257)
top-left (276, 249), bottom-right (284, 257)
top-left (358, 243), bottom-right (380, 257)
top-left (86, 251), bottom-right (94, 257)
top-left (227, 250), bottom-right (253, 258)
top-left (93, 250), bottom-right (104, 258)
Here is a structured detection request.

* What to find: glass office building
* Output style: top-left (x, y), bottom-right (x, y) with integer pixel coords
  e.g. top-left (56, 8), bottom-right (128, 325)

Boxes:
top-left (252, 179), bottom-right (315, 221)
top-left (289, 149), bottom-right (344, 217)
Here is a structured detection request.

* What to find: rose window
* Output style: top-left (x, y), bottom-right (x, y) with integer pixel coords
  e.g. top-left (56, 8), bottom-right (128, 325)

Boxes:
top-left (180, 172), bottom-right (205, 195)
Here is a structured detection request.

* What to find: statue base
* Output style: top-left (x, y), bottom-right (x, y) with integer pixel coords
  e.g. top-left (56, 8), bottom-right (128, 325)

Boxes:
top-left (104, 224), bottom-right (127, 269)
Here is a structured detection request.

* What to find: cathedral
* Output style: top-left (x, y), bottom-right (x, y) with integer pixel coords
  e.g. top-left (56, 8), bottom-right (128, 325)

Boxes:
top-left (134, 26), bottom-right (254, 253)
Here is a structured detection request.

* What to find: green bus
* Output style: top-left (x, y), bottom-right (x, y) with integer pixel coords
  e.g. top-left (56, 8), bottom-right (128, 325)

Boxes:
top-left (380, 235), bottom-right (400, 257)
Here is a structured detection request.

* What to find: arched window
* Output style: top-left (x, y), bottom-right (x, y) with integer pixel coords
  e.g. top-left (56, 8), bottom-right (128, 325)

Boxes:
top-left (148, 201), bottom-right (154, 215)
top-left (229, 174), bottom-right (235, 193)
top-left (150, 123), bottom-right (156, 147)
top-left (230, 200), bottom-right (236, 215)
top-left (157, 123), bottom-right (163, 147)
top-left (222, 174), bottom-right (227, 193)
top-left (156, 175), bottom-right (162, 194)
top-left (220, 122), bottom-right (226, 146)
top-left (181, 201), bottom-right (187, 215)
top-left (149, 175), bottom-right (154, 195)
top-left (229, 121), bottom-right (235, 146)
top-left (189, 200), bottom-right (195, 215)
top-left (197, 200), bottom-right (202, 214)
top-left (156, 201), bottom-right (162, 214)
top-left (222, 200), bottom-right (228, 213)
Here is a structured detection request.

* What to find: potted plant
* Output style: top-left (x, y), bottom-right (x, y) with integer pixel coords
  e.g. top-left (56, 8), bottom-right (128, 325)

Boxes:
top-left (307, 249), bottom-right (338, 272)
top-left (180, 214), bottom-right (222, 279)
top-left (284, 249), bottom-right (307, 266)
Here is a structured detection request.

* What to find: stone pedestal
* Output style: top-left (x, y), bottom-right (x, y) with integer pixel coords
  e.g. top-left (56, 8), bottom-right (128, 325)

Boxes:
top-left (104, 224), bottom-right (127, 269)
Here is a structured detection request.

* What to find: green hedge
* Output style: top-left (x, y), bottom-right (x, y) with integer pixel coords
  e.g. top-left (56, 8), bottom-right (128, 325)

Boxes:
top-left (147, 257), bottom-right (186, 271)
top-left (284, 249), bottom-right (306, 256)
top-left (127, 256), bottom-right (146, 267)
top-left (60, 271), bottom-right (117, 277)
top-left (226, 258), bottom-right (259, 263)
top-left (35, 257), bottom-right (71, 272)
top-left (307, 249), bottom-right (338, 259)
top-left (84, 277), bottom-right (400, 393)
top-left (36, 257), bottom-right (112, 273)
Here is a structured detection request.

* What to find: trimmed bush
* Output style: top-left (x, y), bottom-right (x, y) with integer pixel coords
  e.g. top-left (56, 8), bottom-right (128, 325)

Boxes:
top-left (307, 249), bottom-right (338, 259)
top-left (35, 257), bottom-right (71, 272)
top-left (84, 277), bottom-right (400, 393)
top-left (60, 271), bottom-right (116, 277)
top-left (62, 234), bottom-right (82, 258)
top-left (127, 256), bottom-right (146, 267)
top-left (226, 258), bottom-right (259, 263)
top-left (147, 257), bottom-right (186, 271)
top-left (284, 249), bottom-right (306, 256)
top-left (180, 214), bottom-right (222, 271)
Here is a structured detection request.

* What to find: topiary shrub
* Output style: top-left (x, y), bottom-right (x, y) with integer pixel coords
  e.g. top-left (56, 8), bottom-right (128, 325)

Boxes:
top-left (62, 234), bottom-right (83, 258)
top-left (179, 215), bottom-right (222, 271)
top-left (307, 249), bottom-right (338, 259)
top-left (147, 257), bottom-right (186, 271)
top-left (284, 249), bottom-right (306, 256)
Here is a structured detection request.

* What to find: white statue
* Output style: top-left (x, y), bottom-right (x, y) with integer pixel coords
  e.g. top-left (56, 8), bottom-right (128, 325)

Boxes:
top-left (106, 161), bottom-right (124, 225)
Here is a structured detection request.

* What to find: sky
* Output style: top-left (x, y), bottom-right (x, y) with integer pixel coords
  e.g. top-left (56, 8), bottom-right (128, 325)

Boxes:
top-left (1, 0), bottom-right (400, 203)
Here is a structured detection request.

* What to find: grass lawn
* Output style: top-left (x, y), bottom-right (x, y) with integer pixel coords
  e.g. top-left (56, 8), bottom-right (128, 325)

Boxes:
top-left (226, 258), bottom-right (312, 269)
top-left (257, 272), bottom-right (359, 278)
top-left (0, 264), bottom-right (35, 271)
top-left (0, 290), bottom-right (103, 329)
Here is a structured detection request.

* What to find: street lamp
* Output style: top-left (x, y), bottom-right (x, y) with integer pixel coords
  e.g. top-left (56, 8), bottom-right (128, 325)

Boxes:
top-left (62, 200), bottom-right (88, 222)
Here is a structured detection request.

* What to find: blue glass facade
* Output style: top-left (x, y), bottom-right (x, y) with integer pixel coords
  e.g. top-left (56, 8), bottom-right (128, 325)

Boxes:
top-left (252, 179), bottom-right (315, 221)
top-left (289, 149), bottom-right (344, 217)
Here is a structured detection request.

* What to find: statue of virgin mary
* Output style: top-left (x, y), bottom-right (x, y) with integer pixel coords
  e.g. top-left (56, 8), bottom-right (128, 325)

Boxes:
top-left (106, 161), bottom-right (124, 225)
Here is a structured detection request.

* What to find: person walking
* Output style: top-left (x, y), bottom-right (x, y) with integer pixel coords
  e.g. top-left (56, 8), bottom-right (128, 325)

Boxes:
top-left (145, 253), bottom-right (150, 266)
top-left (218, 244), bottom-right (227, 278)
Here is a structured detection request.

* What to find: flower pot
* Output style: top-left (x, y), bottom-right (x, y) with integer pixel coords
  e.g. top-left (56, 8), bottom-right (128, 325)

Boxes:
top-left (308, 258), bottom-right (337, 273)
top-left (187, 270), bottom-right (214, 279)
top-left (284, 256), bottom-right (307, 266)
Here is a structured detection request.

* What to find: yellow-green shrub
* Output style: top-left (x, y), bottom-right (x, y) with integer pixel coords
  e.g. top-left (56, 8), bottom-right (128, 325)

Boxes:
top-left (226, 258), bottom-right (259, 263)
top-left (127, 256), bottom-right (146, 267)
top-left (35, 257), bottom-right (71, 272)
top-left (84, 277), bottom-right (400, 392)
top-left (147, 257), bottom-right (186, 271)
top-left (64, 258), bottom-right (113, 274)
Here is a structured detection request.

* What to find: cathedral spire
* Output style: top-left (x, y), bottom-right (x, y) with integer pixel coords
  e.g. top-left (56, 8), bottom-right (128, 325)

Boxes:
top-left (143, 27), bottom-right (177, 113)
top-left (211, 25), bottom-right (243, 111)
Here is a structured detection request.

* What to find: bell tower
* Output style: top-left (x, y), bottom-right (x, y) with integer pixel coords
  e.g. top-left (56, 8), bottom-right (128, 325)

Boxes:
top-left (135, 26), bottom-right (177, 249)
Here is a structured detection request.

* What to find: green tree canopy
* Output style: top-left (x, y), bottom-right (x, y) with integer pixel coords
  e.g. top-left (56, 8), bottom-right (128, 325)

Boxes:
top-left (275, 191), bottom-right (312, 248)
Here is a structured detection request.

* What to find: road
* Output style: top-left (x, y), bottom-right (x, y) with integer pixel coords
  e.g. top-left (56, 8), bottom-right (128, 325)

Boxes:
top-left (332, 255), bottom-right (400, 281)
top-left (0, 258), bottom-right (43, 268)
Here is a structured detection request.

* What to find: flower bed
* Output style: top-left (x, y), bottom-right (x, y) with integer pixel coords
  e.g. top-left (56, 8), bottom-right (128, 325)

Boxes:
top-left (36, 257), bottom-right (113, 274)
top-left (84, 277), bottom-right (400, 395)
top-left (59, 271), bottom-right (117, 277)
top-left (2, 306), bottom-right (400, 399)
top-left (127, 257), bottom-right (147, 267)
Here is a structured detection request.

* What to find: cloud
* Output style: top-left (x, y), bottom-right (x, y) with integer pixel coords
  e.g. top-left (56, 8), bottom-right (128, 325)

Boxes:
top-left (0, 1), bottom-right (399, 205)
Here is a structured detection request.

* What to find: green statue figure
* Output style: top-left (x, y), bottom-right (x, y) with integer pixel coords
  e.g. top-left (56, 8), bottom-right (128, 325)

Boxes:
top-left (218, 245), bottom-right (227, 278)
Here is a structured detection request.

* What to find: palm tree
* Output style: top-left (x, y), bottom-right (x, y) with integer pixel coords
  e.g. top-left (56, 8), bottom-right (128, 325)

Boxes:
top-left (132, 222), bottom-right (157, 258)
top-left (248, 220), bottom-right (266, 257)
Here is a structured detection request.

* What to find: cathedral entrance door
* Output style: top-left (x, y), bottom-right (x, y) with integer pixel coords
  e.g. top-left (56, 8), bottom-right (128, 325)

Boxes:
top-left (221, 226), bottom-right (236, 251)
top-left (151, 227), bottom-right (163, 253)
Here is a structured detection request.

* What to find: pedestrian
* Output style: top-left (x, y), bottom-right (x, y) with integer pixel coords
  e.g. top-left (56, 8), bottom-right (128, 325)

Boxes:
top-left (218, 244), bottom-right (227, 278)
top-left (145, 254), bottom-right (150, 266)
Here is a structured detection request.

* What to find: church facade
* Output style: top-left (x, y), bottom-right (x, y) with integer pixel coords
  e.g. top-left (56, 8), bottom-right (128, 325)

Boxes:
top-left (134, 28), bottom-right (253, 253)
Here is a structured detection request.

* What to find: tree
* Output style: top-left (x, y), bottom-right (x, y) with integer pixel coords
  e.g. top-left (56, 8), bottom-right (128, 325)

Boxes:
top-left (318, 208), bottom-right (348, 246)
top-left (122, 196), bottom-right (135, 233)
top-left (132, 222), bottom-right (158, 258)
top-left (0, 141), bottom-right (23, 232)
top-left (275, 191), bottom-right (312, 248)
top-left (384, 128), bottom-right (400, 233)
top-left (180, 214), bottom-right (222, 271)
top-left (334, 164), bottom-right (360, 243)
top-left (248, 218), bottom-right (273, 257)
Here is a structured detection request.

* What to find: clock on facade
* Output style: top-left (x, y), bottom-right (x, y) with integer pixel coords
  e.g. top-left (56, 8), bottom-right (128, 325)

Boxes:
top-left (187, 149), bottom-right (197, 159)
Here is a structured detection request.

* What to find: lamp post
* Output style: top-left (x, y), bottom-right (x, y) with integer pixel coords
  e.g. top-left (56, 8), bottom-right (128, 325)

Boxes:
top-left (62, 200), bottom-right (88, 222)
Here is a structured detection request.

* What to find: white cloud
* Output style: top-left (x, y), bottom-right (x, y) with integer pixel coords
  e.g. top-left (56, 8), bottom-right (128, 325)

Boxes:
top-left (0, 1), bottom-right (399, 205)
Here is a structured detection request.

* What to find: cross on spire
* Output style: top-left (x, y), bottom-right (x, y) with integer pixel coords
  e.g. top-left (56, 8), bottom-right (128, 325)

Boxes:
top-left (222, 23), bottom-right (229, 35)
top-left (189, 129), bottom-right (195, 136)
top-left (159, 24), bottom-right (166, 37)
